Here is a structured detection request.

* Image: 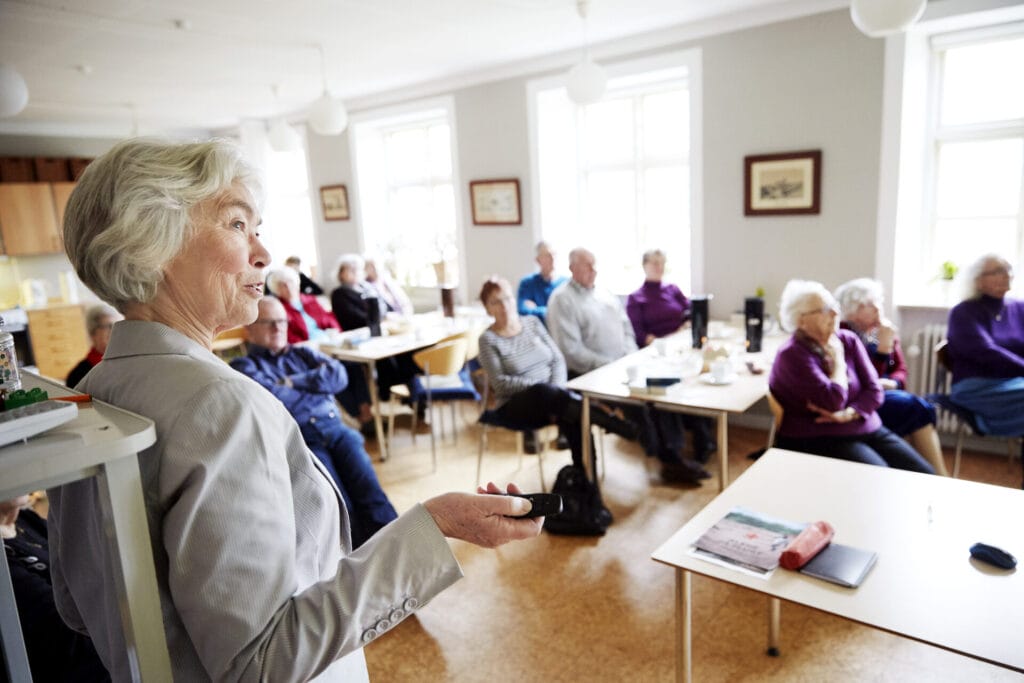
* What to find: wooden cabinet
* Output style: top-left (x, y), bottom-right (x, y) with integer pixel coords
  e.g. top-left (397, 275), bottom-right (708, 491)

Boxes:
top-left (27, 305), bottom-right (88, 382)
top-left (51, 181), bottom-right (76, 241)
top-left (0, 182), bottom-right (67, 255)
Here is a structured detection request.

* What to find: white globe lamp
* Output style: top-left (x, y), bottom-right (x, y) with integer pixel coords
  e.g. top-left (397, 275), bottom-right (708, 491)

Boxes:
top-left (0, 64), bottom-right (29, 117)
top-left (308, 92), bottom-right (348, 136)
top-left (267, 118), bottom-right (301, 152)
top-left (851, 0), bottom-right (927, 38)
top-left (566, 58), bottom-right (607, 105)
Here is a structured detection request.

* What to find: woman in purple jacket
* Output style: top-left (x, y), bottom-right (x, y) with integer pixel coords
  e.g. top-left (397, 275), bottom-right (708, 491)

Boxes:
top-left (768, 279), bottom-right (933, 472)
top-left (947, 254), bottom-right (1024, 435)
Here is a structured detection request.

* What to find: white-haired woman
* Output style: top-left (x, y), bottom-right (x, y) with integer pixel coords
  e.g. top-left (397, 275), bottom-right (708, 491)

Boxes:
top-left (946, 254), bottom-right (1024, 436)
top-left (65, 302), bottom-right (122, 388)
top-left (768, 279), bottom-right (934, 473)
top-left (363, 254), bottom-right (413, 316)
top-left (266, 266), bottom-right (339, 343)
top-left (834, 278), bottom-right (948, 475)
top-left (49, 139), bottom-right (542, 681)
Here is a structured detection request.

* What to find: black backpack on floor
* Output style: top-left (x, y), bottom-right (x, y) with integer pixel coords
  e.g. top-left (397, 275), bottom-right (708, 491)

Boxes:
top-left (544, 464), bottom-right (612, 536)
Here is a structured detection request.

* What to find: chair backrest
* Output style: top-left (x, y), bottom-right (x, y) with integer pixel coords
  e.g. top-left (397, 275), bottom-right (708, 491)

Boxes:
top-left (413, 338), bottom-right (468, 376)
top-left (765, 390), bottom-right (784, 447)
top-left (933, 340), bottom-right (953, 394)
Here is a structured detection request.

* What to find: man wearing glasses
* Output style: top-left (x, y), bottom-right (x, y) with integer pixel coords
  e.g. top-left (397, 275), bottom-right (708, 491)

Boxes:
top-left (231, 297), bottom-right (397, 547)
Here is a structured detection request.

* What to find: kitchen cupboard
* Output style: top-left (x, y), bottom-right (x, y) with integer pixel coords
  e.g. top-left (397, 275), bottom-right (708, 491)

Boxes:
top-left (0, 182), bottom-right (68, 255)
top-left (27, 304), bottom-right (88, 382)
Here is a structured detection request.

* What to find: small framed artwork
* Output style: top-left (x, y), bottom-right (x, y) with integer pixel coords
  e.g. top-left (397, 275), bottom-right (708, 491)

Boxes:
top-left (320, 184), bottom-right (350, 221)
top-left (470, 178), bottom-right (522, 225)
top-left (744, 150), bottom-right (822, 216)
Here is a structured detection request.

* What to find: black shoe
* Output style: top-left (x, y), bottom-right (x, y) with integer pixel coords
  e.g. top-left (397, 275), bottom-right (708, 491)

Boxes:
top-left (523, 431), bottom-right (538, 455)
top-left (694, 443), bottom-right (717, 464)
top-left (360, 421), bottom-right (377, 439)
top-left (660, 459), bottom-right (710, 484)
top-left (555, 434), bottom-right (571, 450)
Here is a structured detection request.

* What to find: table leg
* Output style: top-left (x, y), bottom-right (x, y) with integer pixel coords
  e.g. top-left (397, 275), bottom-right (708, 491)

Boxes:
top-left (0, 539), bottom-right (32, 683)
top-left (767, 596), bottom-right (781, 656)
top-left (365, 360), bottom-right (388, 461)
top-left (717, 411), bottom-right (729, 492)
top-left (676, 568), bottom-right (692, 683)
top-left (96, 456), bottom-right (172, 681)
top-left (581, 394), bottom-right (594, 482)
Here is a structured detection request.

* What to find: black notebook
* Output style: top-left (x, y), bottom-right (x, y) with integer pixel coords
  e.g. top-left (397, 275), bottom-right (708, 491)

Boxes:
top-left (799, 542), bottom-right (877, 588)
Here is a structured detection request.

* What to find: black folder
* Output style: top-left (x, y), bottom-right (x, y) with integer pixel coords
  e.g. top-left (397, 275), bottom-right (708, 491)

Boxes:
top-left (799, 542), bottom-right (877, 588)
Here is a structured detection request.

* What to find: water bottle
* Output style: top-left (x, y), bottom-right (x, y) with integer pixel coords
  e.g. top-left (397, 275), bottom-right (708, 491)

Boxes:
top-left (0, 316), bottom-right (22, 396)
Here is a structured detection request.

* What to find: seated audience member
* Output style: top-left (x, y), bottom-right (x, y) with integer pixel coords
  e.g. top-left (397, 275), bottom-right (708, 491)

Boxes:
top-left (284, 255), bottom-right (324, 296)
top-left (331, 254), bottom-right (422, 405)
top-left (364, 254), bottom-right (413, 316)
top-left (66, 303), bottom-right (122, 388)
top-left (266, 266), bottom-right (338, 343)
top-left (946, 253), bottom-right (1024, 436)
top-left (266, 266), bottom-right (374, 432)
top-left (517, 241), bottom-right (567, 327)
top-left (547, 247), bottom-right (710, 483)
top-left (626, 248), bottom-right (715, 463)
top-left (231, 297), bottom-right (398, 548)
top-left (769, 279), bottom-right (934, 473)
top-left (477, 277), bottom-right (636, 468)
top-left (1, 495), bottom-right (110, 681)
top-left (834, 278), bottom-right (948, 475)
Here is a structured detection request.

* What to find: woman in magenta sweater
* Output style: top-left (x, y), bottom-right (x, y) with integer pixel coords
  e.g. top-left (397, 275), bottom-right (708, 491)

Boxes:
top-left (768, 279), bottom-right (933, 472)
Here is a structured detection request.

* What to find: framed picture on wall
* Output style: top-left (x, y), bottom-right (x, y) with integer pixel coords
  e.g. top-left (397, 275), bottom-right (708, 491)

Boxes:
top-left (320, 184), bottom-right (350, 221)
top-left (470, 178), bottom-right (521, 225)
top-left (744, 150), bottom-right (821, 216)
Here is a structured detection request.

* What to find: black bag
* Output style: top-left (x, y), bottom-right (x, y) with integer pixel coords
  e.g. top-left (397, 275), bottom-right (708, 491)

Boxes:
top-left (544, 464), bottom-right (612, 536)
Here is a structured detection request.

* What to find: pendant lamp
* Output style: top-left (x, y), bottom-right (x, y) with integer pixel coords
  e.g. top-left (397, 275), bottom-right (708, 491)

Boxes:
top-left (851, 0), bottom-right (927, 38)
top-left (307, 44), bottom-right (348, 136)
top-left (0, 64), bottom-right (29, 117)
top-left (565, 0), bottom-right (606, 105)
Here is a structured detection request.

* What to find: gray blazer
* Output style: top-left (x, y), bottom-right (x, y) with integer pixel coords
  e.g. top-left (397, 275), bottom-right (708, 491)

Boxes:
top-left (48, 321), bottom-right (462, 681)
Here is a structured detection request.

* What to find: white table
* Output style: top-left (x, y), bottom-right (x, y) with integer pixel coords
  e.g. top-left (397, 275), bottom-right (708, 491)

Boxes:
top-left (0, 372), bottom-right (169, 681)
top-left (320, 312), bottom-right (487, 459)
top-left (652, 449), bottom-right (1024, 681)
top-left (567, 330), bottom-right (780, 491)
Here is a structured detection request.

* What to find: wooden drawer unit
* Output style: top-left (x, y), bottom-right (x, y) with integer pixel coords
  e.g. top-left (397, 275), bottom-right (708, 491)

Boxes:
top-left (0, 183), bottom-right (64, 255)
top-left (27, 305), bottom-right (88, 381)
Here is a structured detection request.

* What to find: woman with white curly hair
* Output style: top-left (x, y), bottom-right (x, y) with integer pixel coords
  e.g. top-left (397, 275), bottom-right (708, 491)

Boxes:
top-left (834, 277), bottom-right (948, 475)
top-left (48, 138), bottom-right (542, 681)
top-left (768, 279), bottom-right (934, 473)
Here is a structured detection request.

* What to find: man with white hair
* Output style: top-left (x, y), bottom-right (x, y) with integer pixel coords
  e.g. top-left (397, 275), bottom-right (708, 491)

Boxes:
top-left (547, 247), bottom-right (710, 484)
top-left (517, 241), bottom-right (567, 327)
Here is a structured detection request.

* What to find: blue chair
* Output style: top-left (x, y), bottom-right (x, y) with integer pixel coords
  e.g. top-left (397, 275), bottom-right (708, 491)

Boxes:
top-left (925, 340), bottom-right (1022, 481)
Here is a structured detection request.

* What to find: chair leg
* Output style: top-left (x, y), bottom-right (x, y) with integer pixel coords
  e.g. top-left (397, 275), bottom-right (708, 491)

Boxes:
top-left (536, 434), bottom-right (546, 492)
top-left (388, 395), bottom-right (397, 446)
top-left (953, 424), bottom-right (966, 479)
top-left (476, 424), bottom-right (487, 488)
top-left (516, 432), bottom-right (525, 471)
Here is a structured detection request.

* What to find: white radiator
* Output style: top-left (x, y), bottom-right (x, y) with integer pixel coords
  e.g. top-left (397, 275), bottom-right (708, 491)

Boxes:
top-left (905, 323), bottom-right (959, 433)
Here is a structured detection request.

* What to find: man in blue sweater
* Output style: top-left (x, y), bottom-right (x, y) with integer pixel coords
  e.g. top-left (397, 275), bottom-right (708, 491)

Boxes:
top-left (517, 241), bottom-right (567, 327)
top-left (231, 297), bottom-right (397, 547)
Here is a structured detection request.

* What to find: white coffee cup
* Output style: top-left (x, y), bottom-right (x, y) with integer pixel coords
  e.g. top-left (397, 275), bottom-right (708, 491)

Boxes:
top-left (711, 358), bottom-right (731, 383)
top-left (626, 365), bottom-right (642, 384)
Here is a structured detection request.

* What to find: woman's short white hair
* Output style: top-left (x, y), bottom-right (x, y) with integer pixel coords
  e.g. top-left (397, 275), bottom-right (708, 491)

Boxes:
top-left (62, 138), bottom-right (263, 310)
top-left (85, 303), bottom-right (121, 335)
top-left (834, 278), bottom-right (885, 320)
top-left (335, 253), bottom-right (364, 281)
top-left (779, 279), bottom-right (835, 332)
top-left (965, 253), bottom-right (1013, 298)
top-left (266, 267), bottom-right (300, 297)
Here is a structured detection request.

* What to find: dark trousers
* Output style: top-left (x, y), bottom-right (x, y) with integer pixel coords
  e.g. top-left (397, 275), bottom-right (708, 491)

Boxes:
top-left (335, 360), bottom-right (372, 419)
top-left (301, 419), bottom-right (398, 547)
top-left (491, 383), bottom-right (585, 467)
top-left (776, 426), bottom-right (935, 474)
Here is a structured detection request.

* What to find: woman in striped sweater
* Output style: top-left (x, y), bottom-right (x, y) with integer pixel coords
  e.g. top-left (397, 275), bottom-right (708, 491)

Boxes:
top-left (477, 277), bottom-right (635, 467)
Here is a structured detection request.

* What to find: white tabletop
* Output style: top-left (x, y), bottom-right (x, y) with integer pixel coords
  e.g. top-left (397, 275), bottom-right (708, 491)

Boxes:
top-left (319, 312), bottom-right (487, 363)
top-left (652, 449), bottom-right (1024, 671)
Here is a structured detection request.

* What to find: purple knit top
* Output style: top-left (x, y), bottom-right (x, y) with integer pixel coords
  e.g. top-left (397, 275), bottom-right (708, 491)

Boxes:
top-left (946, 295), bottom-right (1024, 385)
top-left (626, 281), bottom-right (691, 347)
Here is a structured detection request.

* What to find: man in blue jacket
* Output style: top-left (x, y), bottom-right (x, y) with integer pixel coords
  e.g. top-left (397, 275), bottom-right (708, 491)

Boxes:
top-left (231, 297), bottom-right (397, 547)
top-left (517, 240), bottom-right (567, 327)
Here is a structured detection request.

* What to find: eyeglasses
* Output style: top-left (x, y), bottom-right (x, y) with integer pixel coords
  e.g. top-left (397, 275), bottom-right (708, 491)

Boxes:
top-left (255, 318), bottom-right (288, 327)
top-left (800, 304), bottom-right (837, 317)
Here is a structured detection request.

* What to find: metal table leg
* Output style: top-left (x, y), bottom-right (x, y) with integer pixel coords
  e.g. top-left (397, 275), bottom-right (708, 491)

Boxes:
top-left (676, 568), bottom-right (692, 683)
top-left (581, 394), bottom-right (594, 482)
top-left (365, 360), bottom-right (388, 461)
top-left (0, 538), bottom-right (32, 683)
top-left (767, 596), bottom-right (781, 656)
top-left (717, 411), bottom-right (728, 492)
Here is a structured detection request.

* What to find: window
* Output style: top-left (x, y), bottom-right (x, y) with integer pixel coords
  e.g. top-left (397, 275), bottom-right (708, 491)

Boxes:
top-left (261, 140), bottom-right (319, 277)
top-left (529, 50), bottom-right (700, 295)
top-left (351, 100), bottom-right (460, 288)
top-left (897, 24), bottom-right (1024, 304)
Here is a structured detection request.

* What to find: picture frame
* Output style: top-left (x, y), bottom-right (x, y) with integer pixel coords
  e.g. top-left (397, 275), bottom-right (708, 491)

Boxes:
top-left (744, 150), bottom-right (822, 216)
top-left (469, 178), bottom-right (521, 225)
top-left (320, 184), bottom-right (350, 221)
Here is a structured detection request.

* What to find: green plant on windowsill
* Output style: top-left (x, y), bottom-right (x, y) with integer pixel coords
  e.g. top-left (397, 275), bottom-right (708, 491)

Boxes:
top-left (940, 261), bottom-right (958, 281)
top-left (755, 286), bottom-right (765, 298)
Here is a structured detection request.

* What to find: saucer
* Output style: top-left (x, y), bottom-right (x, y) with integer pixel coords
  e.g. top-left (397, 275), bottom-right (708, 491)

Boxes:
top-left (698, 372), bottom-right (737, 386)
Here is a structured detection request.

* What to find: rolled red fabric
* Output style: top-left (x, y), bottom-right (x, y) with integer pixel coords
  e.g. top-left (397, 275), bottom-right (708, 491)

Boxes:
top-left (779, 521), bottom-right (835, 570)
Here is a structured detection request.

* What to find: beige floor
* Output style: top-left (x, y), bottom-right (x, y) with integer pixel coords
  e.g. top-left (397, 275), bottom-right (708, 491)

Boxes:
top-left (364, 410), bottom-right (1022, 682)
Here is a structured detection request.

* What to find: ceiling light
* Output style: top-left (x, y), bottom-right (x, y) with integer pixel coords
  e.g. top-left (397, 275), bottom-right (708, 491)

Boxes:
top-left (0, 64), bottom-right (29, 117)
top-left (307, 44), bottom-right (348, 136)
top-left (267, 118), bottom-right (301, 152)
top-left (565, 0), bottom-right (606, 106)
top-left (850, 0), bottom-right (927, 38)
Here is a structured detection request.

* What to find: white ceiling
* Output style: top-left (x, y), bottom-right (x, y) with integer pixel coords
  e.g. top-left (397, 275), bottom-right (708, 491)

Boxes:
top-left (0, 0), bottom-right (847, 137)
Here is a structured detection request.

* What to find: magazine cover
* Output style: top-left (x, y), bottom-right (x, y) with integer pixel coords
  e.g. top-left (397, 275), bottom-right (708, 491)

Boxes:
top-left (692, 506), bottom-right (807, 576)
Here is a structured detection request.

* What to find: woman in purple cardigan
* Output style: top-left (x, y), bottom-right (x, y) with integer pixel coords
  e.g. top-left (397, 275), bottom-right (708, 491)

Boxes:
top-left (626, 249), bottom-right (691, 348)
top-left (768, 279), bottom-right (934, 472)
top-left (947, 254), bottom-right (1024, 435)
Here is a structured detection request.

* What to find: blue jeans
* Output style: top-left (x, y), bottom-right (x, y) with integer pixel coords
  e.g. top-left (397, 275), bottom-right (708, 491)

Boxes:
top-left (301, 417), bottom-right (397, 547)
top-left (777, 426), bottom-right (935, 474)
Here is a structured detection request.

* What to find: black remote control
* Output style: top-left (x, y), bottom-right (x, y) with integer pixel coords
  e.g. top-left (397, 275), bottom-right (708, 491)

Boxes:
top-left (504, 493), bottom-right (563, 518)
top-left (969, 542), bottom-right (1017, 570)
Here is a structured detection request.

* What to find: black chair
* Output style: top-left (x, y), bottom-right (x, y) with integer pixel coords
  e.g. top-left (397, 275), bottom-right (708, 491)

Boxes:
top-left (925, 340), bottom-right (1023, 485)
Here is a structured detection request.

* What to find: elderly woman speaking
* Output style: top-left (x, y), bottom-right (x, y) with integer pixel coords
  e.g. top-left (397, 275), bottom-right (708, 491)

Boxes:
top-left (768, 279), bottom-right (934, 473)
top-left (48, 139), bottom-right (542, 681)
